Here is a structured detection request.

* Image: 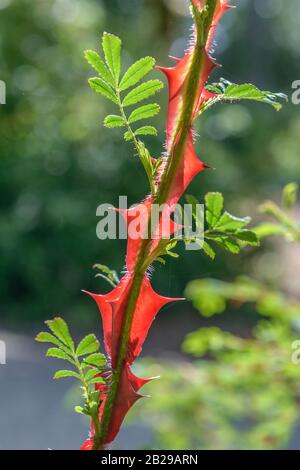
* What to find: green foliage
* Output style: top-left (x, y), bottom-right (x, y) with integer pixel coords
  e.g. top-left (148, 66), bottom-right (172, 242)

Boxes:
top-left (282, 182), bottom-right (298, 210)
top-left (183, 192), bottom-right (259, 258)
top-left (128, 104), bottom-right (160, 124)
top-left (85, 32), bottom-right (163, 195)
top-left (254, 183), bottom-right (300, 242)
top-left (36, 318), bottom-right (107, 425)
top-left (134, 126), bottom-right (158, 137)
top-left (202, 78), bottom-right (287, 114)
top-left (122, 80), bottom-right (163, 107)
top-left (88, 77), bottom-right (118, 103)
top-left (119, 57), bottom-right (156, 91)
top-left (185, 276), bottom-right (300, 318)
top-left (102, 33), bottom-right (122, 84)
top-left (84, 50), bottom-right (115, 86)
top-left (93, 263), bottom-right (120, 287)
top-left (128, 184), bottom-right (300, 450)
top-left (104, 115), bottom-right (125, 128)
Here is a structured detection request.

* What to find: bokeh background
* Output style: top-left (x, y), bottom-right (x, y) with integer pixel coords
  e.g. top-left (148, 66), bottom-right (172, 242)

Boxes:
top-left (0, 0), bottom-right (300, 450)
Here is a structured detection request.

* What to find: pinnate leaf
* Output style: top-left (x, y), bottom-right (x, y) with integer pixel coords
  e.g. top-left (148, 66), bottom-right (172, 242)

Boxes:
top-left (45, 317), bottom-right (74, 351)
top-left (234, 230), bottom-right (259, 246)
top-left (214, 212), bottom-right (250, 232)
top-left (122, 80), bottom-right (163, 107)
top-left (119, 57), bottom-right (155, 91)
top-left (46, 347), bottom-right (74, 363)
top-left (104, 115), bottom-right (124, 128)
top-left (88, 77), bottom-right (117, 103)
top-left (205, 193), bottom-right (224, 228)
top-left (102, 32), bottom-right (122, 83)
top-left (202, 241), bottom-right (216, 260)
top-left (83, 353), bottom-right (106, 368)
top-left (282, 182), bottom-right (298, 209)
top-left (207, 79), bottom-right (287, 112)
top-left (214, 236), bottom-right (241, 254)
top-left (128, 103), bottom-right (160, 123)
top-left (223, 83), bottom-right (286, 111)
top-left (76, 334), bottom-right (100, 357)
top-left (88, 377), bottom-right (106, 385)
top-left (35, 332), bottom-right (64, 348)
top-left (84, 368), bottom-right (101, 381)
top-left (84, 50), bottom-right (114, 86)
top-left (134, 126), bottom-right (158, 137)
top-left (54, 370), bottom-right (81, 380)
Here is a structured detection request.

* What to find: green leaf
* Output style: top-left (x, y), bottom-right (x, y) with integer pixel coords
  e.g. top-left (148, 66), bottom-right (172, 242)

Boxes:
top-left (214, 211), bottom-right (250, 232)
top-left (119, 56), bottom-right (155, 91)
top-left (134, 126), bottom-right (158, 137)
top-left (84, 50), bottom-right (114, 86)
top-left (76, 334), bottom-right (100, 357)
top-left (74, 406), bottom-right (86, 415)
top-left (88, 377), bottom-right (106, 385)
top-left (135, 141), bottom-right (154, 187)
top-left (213, 236), bottom-right (241, 254)
top-left (93, 264), bottom-right (119, 287)
top-left (45, 318), bottom-right (74, 351)
top-left (185, 194), bottom-right (201, 220)
top-left (223, 82), bottom-right (287, 111)
top-left (234, 230), bottom-right (260, 246)
top-left (104, 115), bottom-right (124, 128)
top-left (102, 32), bottom-right (122, 83)
top-left (205, 193), bottom-right (224, 228)
top-left (185, 280), bottom-right (227, 317)
top-left (128, 103), bottom-right (160, 124)
top-left (124, 131), bottom-right (133, 141)
top-left (83, 353), bottom-right (106, 368)
top-left (208, 79), bottom-right (287, 111)
top-left (84, 368), bottom-right (101, 381)
top-left (282, 182), bottom-right (298, 210)
top-left (35, 332), bottom-right (64, 348)
top-left (254, 222), bottom-right (286, 239)
top-left (202, 241), bottom-right (216, 260)
top-left (122, 80), bottom-right (163, 107)
top-left (53, 370), bottom-right (80, 380)
top-left (46, 347), bottom-right (75, 363)
top-left (88, 77), bottom-right (118, 104)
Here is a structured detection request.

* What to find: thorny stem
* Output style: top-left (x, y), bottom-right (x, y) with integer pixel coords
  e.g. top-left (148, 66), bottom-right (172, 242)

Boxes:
top-left (94, 0), bottom-right (218, 449)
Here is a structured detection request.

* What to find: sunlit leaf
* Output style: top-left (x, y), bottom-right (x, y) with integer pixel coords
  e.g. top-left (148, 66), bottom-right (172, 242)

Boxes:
top-left (214, 212), bottom-right (250, 232)
top-left (84, 50), bottom-right (114, 86)
top-left (122, 80), bottom-right (163, 107)
top-left (119, 57), bottom-right (155, 91)
top-left (205, 193), bottom-right (224, 228)
top-left (134, 126), bottom-right (158, 137)
top-left (104, 115), bottom-right (125, 128)
top-left (128, 103), bottom-right (160, 124)
top-left (83, 353), bottom-right (106, 368)
top-left (46, 347), bottom-right (74, 363)
top-left (54, 370), bottom-right (80, 380)
top-left (102, 32), bottom-right (122, 83)
top-left (88, 77), bottom-right (118, 103)
top-left (45, 318), bottom-right (74, 351)
top-left (76, 334), bottom-right (100, 357)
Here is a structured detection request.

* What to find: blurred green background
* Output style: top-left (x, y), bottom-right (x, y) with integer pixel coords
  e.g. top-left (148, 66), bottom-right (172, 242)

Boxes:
top-left (0, 0), bottom-right (300, 450)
